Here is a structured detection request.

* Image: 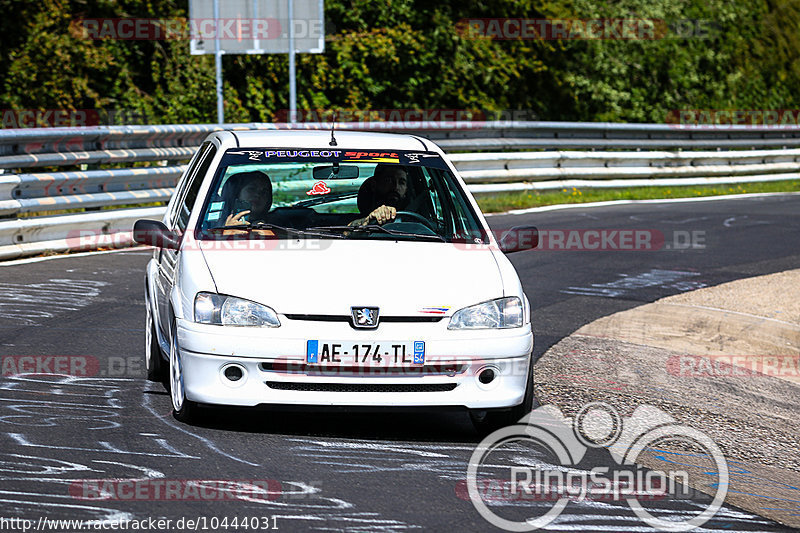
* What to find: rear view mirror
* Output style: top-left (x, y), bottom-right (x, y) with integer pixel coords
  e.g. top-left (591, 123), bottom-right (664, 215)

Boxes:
top-left (499, 225), bottom-right (539, 253)
top-left (133, 219), bottom-right (181, 250)
top-left (313, 165), bottom-right (359, 180)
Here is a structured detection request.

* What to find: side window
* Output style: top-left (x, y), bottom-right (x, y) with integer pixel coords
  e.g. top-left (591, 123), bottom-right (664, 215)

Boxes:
top-left (449, 190), bottom-right (469, 233)
top-left (421, 168), bottom-right (444, 223)
top-left (176, 144), bottom-right (218, 232)
top-left (166, 142), bottom-right (212, 227)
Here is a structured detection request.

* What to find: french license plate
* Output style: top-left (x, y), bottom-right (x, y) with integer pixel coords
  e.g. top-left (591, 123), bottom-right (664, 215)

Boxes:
top-left (306, 340), bottom-right (425, 366)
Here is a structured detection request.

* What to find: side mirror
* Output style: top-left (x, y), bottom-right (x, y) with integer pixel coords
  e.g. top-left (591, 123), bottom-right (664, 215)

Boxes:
top-left (499, 225), bottom-right (539, 254)
top-left (133, 219), bottom-right (181, 250)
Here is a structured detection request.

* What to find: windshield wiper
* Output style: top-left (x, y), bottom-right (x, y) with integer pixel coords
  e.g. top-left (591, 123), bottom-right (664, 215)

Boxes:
top-left (294, 192), bottom-right (357, 208)
top-left (307, 225), bottom-right (446, 242)
top-left (205, 222), bottom-right (343, 239)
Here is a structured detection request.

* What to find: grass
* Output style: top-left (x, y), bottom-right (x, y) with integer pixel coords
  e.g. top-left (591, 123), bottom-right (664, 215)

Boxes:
top-left (475, 179), bottom-right (800, 213)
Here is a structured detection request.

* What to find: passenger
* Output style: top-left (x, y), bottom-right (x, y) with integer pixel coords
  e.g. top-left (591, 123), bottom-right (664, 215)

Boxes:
top-left (350, 164), bottom-right (411, 227)
top-left (221, 171), bottom-right (273, 226)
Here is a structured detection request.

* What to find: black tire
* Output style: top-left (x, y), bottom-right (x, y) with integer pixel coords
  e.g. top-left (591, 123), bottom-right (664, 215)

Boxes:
top-left (145, 295), bottom-right (166, 383)
top-left (168, 318), bottom-right (199, 423)
top-left (470, 355), bottom-right (534, 433)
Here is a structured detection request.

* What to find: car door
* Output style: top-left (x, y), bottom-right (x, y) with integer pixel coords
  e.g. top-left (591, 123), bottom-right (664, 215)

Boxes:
top-left (155, 141), bottom-right (218, 337)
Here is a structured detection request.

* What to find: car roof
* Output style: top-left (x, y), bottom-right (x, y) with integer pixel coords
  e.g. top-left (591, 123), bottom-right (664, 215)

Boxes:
top-left (225, 129), bottom-right (438, 151)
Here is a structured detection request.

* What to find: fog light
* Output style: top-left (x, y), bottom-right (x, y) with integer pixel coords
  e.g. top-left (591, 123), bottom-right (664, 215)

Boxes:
top-left (223, 365), bottom-right (244, 382)
top-left (478, 368), bottom-right (496, 384)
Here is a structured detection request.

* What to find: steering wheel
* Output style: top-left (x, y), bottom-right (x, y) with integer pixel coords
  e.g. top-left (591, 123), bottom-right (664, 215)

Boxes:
top-left (392, 211), bottom-right (437, 231)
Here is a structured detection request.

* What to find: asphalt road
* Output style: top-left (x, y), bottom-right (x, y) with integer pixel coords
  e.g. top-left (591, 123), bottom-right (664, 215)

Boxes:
top-left (1, 194), bottom-right (798, 532)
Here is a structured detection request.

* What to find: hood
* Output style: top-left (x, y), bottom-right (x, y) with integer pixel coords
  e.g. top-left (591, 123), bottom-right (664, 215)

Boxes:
top-left (198, 239), bottom-right (504, 316)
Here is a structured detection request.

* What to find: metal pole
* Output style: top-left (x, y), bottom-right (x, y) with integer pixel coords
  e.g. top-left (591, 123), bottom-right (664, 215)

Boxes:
top-left (252, 0), bottom-right (260, 51)
top-left (214, 0), bottom-right (224, 124)
top-left (288, 0), bottom-right (297, 124)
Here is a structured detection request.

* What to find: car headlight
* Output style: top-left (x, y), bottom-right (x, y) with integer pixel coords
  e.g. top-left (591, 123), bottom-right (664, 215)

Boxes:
top-left (194, 292), bottom-right (280, 327)
top-left (448, 297), bottom-right (523, 329)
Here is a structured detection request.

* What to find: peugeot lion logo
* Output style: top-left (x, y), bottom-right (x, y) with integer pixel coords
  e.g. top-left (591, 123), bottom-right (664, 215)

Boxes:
top-left (352, 307), bottom-right (379, 329)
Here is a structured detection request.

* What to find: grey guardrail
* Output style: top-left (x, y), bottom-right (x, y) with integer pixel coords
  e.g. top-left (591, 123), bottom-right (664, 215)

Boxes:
top-left (0, 206), bottom-right (166, 261)
top-left (3, 120), bottom-right (800, 163)
top-left (1, 120), bottom-right (799, 260)
top-left (450, 149), bottom-right (800, 192)
top-left (0, 166), bottom-right (185, 216)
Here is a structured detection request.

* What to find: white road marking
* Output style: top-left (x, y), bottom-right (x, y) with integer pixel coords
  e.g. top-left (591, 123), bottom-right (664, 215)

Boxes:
top-left (488, 191), bottom-right (800, 217)
top-left (0, 246), bottom-right (151, 267)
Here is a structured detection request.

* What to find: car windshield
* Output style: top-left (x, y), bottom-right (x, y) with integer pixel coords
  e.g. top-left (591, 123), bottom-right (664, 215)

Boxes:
top-left (196, 148), bottom-right (489, 243)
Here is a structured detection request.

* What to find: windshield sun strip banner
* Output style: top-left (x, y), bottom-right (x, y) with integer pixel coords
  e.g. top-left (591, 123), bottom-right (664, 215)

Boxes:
top-left (223, 148), bottom-right (449, 169)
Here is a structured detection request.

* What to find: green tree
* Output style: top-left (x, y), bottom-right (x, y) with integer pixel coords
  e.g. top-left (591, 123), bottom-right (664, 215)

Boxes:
top-left (2, 0), bottom-right (799, 125)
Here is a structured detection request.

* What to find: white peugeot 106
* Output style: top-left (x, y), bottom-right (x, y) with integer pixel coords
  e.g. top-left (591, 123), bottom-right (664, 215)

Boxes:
top-left (134, 129), bottom-right (538, 430)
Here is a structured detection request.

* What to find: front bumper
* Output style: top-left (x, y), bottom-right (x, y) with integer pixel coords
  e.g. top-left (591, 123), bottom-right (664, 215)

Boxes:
top-left (176, 317), bottom-right (534, 409)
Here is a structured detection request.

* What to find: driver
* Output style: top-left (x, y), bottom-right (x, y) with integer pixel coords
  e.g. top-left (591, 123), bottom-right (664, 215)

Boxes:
top-left (349, 164), bottom-right (410, 227)
top-left (222, 171), bottom-right (273, 226)
top-left (219, 170), bottom-right (276, 237)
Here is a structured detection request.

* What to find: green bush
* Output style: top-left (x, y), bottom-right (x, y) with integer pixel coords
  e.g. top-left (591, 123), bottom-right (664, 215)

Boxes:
top-left (1, 0), bottom-right (798, 124)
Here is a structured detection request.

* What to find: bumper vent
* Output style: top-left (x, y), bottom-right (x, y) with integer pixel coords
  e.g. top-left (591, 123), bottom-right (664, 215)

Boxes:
top-left (260, 362), bottom-right (466, 376)
top-left (265, 382), bottom-right (457, 393)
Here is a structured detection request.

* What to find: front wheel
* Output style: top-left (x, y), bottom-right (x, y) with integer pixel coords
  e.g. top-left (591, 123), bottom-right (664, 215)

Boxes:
top-left (169, 319), bottom-right (199, 423)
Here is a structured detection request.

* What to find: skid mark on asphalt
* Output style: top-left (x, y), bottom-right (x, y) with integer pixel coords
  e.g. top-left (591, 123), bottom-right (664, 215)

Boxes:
top-left (288, 437), bottom-right (781, 532)
top-left (722, 216), bottom-right (772, 228)
top-left (274, 512), bottom-right (422, 532)
top-left (289, 437), bottom-right (475, 478)
top-left (0, 279), bottom-right (109, 325)
top-left (0, 453), bottom-right (146, 523)
top-left (138, 395), bottom-right (426, 530)
top-left (141, 390), bottom-right (261, 467)
top-left (0, 375), bottom-right (427, 531)
top-left (0, 375), bottom-right (200, 459)
top-left (628, 214), bottom-right (713, 225)
top-left (536, 503), bottom-right (777, 532)
top-left (562, 269), bottom-right (706, 298)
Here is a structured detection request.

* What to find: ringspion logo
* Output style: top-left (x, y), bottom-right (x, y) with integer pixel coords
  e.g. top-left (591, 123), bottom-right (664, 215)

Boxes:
top-left (465, 403), bottom-right (728, 531)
